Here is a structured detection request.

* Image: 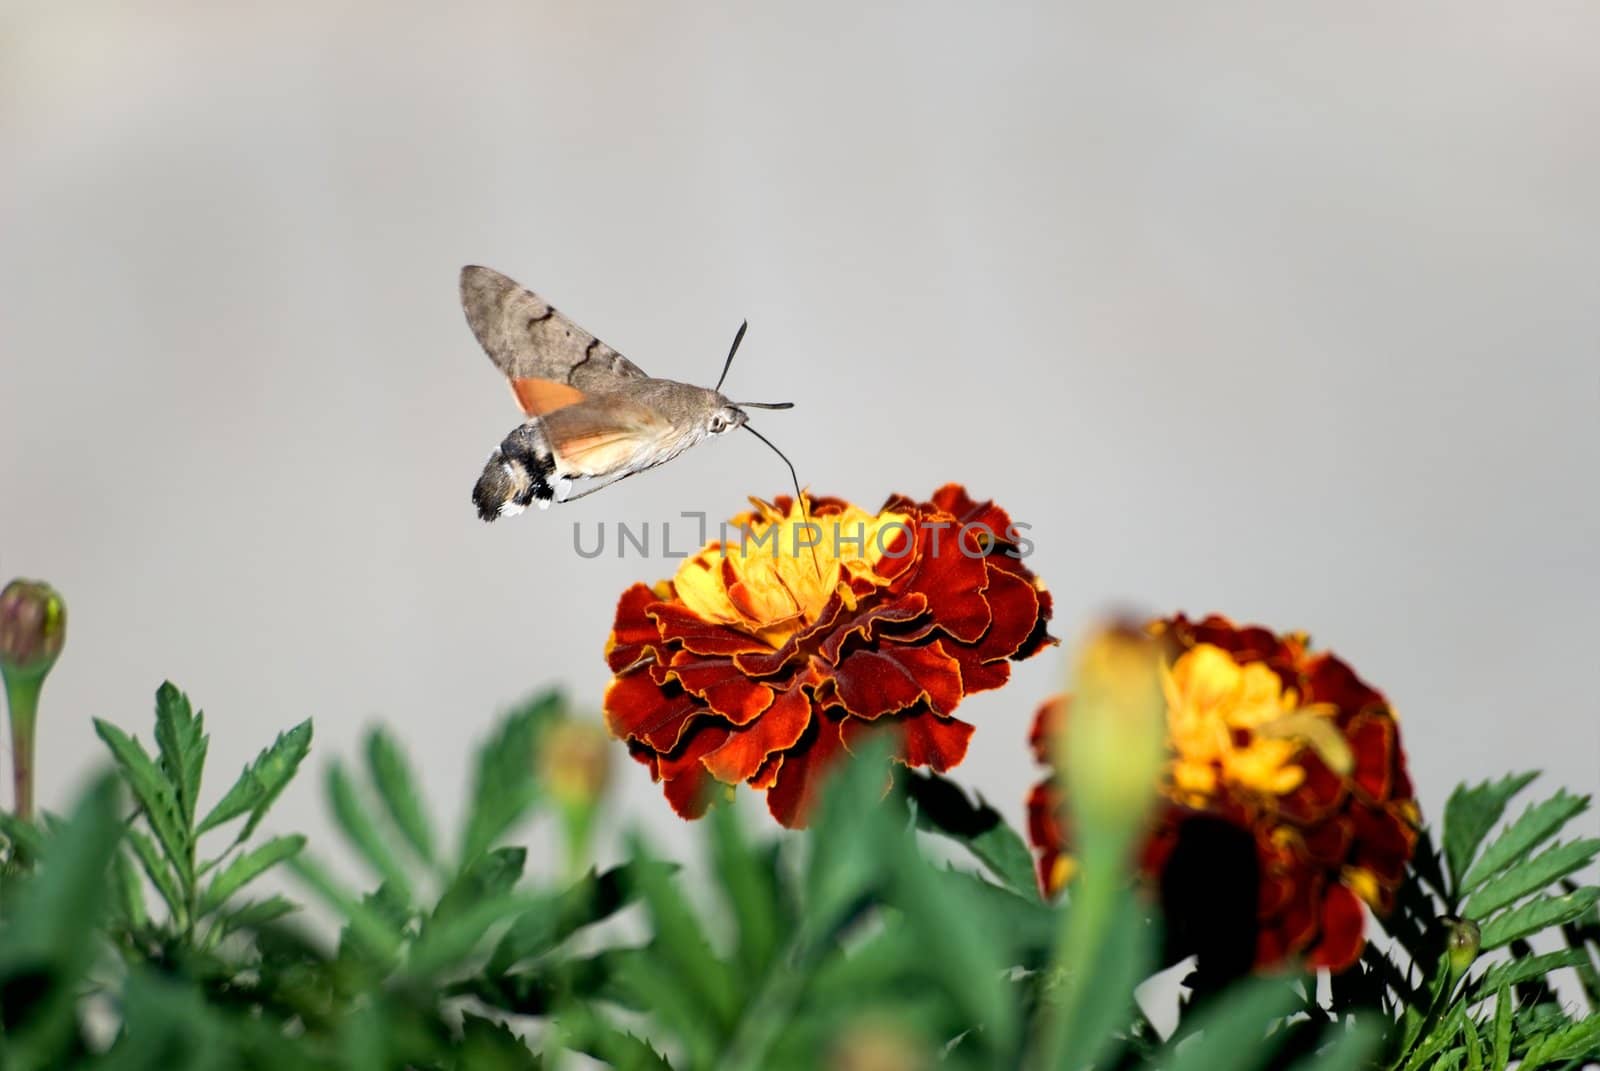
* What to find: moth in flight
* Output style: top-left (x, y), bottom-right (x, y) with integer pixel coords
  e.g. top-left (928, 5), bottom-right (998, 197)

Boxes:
top-left (460, 266), bottom-right (798, 520)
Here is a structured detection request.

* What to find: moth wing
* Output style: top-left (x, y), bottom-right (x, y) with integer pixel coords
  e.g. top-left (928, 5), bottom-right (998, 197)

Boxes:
top-left (539, 397), bottom-right (679, 478)
top-left (509, 377), bottom-right (587, 417)
top-left (460, 266), bottom-right (648, 411)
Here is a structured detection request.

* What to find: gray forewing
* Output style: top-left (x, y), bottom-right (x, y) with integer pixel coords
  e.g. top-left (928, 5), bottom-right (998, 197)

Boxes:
top-left (459, 265), bottom-right (648, 391)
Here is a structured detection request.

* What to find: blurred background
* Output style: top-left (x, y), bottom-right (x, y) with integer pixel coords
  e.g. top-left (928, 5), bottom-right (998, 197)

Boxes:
top-left (3, 0), bottom-right (1596, 904)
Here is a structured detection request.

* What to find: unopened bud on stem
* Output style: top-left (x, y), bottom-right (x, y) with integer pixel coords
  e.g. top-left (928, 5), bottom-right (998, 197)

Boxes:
top-left (1, 579), bottom-right (68, 820)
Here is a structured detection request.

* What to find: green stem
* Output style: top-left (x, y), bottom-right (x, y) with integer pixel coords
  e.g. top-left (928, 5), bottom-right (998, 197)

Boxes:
top-left (3, 671), bottom-right (40, 821)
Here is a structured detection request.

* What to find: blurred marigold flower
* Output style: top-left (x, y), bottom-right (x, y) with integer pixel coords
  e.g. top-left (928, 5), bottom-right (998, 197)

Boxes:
top-left (1026, 613), bottom-right (1419, 972)
top-left (604, 485), bottom-right (1054, 827)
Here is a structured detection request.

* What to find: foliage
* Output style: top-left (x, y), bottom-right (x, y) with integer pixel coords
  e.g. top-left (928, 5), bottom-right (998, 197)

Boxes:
top-left (0, 683), bottom-right (1596, 1069)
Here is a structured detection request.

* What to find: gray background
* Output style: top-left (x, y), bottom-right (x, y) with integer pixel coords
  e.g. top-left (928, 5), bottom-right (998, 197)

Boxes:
top-left (3, 1), bottom-right (1597, 920)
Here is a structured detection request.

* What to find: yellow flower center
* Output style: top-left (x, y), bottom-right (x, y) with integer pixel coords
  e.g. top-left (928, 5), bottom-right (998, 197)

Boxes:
top-left (1161, 644), bottom-right (1347, 804)
top-left (672, 496), bottom-right (910, 648)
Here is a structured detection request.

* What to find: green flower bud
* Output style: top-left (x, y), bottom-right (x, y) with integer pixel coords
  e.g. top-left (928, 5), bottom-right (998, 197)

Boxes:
top-left (1, 578), bottom-right (66, 821)
top-left (0, 579), bottom-right (66, 683)
top-left (1444, 915), bottom-right (1481, 976)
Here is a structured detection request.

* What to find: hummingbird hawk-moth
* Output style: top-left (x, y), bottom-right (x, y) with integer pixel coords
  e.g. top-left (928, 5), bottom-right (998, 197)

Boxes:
top-left (460, 266), bottom-right (798, 520)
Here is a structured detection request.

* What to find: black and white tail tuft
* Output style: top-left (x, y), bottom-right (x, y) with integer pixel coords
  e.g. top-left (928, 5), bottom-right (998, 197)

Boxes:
top-left (473, 422), bottom-right (558, 521)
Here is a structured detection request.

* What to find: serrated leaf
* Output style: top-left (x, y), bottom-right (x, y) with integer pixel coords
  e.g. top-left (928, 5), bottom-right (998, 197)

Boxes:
top-left (457, 1013), bottom-right (542, 1070)
top-left (435, 847), bottom-right (526, 924)
top-left (1463, 790), bottom-right (1590, 894)
top-left (1445, 773), bottom-right (1541, 891)
top-left (288, 855), bottom-right (403, 963)
top-left (1465, 838), bottom-right (1600, 919)
top-left (94, 719), bottom-right (190, 877)
top-left (364, 727), bottom-right (434, 866)
top-left (1480, 887), bottom-right (1600, 949)
top-left (558, 1002), bottom-right (676, 1070)
top-left (196, 720), bottom-right (313, 838)
top-left (127, 829), bottom-right (185, 923)
top-left (460, 694), bottom-right (561, 863)
top-left (1403, 1003), bottom-right (1468, 1071)
top-left (221, 896), bottom-right (297, 934)
top-left (1519, 1012), bottom-right (1600, 1069)
top-left (199, 834), bottom-right (305, 915)
top-left (1491, 981), bottom-right (1512, 1070)
top-left (488, 860), bottom-right (668, 973)
top-left (904, 769), bottom-right (1042, 902)
top-left (1478, 948), bottom-right (1590, 995)
top-left (407, 892), bottom-right (539, 977)
top-left (326, 762), bottom-right (413, 903)
top-left (153, 681), bottom-right (208, 829)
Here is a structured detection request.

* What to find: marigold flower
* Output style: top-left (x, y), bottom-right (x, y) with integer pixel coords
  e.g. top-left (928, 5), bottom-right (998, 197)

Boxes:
top-left (1027, 613), bottom-right (1419, 972)
top-left (604, 485), bottom-right (1054, 827)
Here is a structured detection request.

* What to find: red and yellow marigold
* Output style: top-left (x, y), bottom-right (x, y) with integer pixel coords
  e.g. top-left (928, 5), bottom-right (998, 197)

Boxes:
top-left (604, 485), bottom-right (1054, 827)
top-left (1027, 613), bottom-right (1419, 972)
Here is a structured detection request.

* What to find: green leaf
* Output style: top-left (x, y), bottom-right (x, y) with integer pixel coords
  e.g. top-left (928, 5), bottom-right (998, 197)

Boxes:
top-left (152, 681), bottom-right (208, 829)
top-left (0, 808), bottom-right (45, 860)
top-left (326, 761), bottom-right (413, 903)
top-left (1445, 773), bottom-right (1540, 892)
top-left (198, 834), bottom-right (306, 914)
top-left (1519, 1012), bottom-right (1600, 1069)
top-left (709, 800), bottom-right (783, 979)
top-left (0, 771), bottom-right (120, 973)
top-left (1479, 887), bottom-right (1600, 950)
top-left (407, 892), bottom-right (540, 977)
top-left (1478, 948), bottom-right (1590, 995)
top-left (435, 847), bottom-right (526, 923)
top-left (105, 968), bottom-right (229, 1071)
top-left (1155, 978), bottom-right (1301, 1071)
top-left (1462, 790), bottom-right (1590, 894)
top-left (623, 834), bottom-right (740, 1030)
top-left (220, 896), bottom-right (297, 934)
top-left (903, 769), bottom-right (1041, 901)
top-left (891, 856), bottom-right (1017, 1052)
top-left (459, 693), bottom-right (562, 863)
top-left (94, 718), bottom-right (190, 877)
top-left (456, 1013), bottom-right (542, 1071)
top-left (1463, 1015), bottom-right (1484, 1071)
top-left (196, 719), bottom-right (313, 837)
top-left (1491, 982), bottom-right (1512, 1070)
top-left (1282, 1019), bottom-right (1385, 1071)
top-left (127, 829), bottom-right (186, 923)
top-left (558, 1003), bottom-right (676, 1070)
top-left (288, 855), bottom-right (404, 963)
top-left (112, 845), bottom-right (148, 930)
top-left (1404, 1004), bottom-right (1468, 1071)
top-left (364, 727), bottom-right (435, 866)
top-left (1050, 891), bottom-right (1154, 1071)
top-left (1463, 838), bottom-right (1600, 920)
top-left (488, 861), bottom-right (667, 973)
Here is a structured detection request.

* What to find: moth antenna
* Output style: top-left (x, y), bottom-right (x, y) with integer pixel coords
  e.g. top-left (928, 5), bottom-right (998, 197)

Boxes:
top-left (739, 401), bottom-right (794, 410)
top-left (713, 320), bottom-right (749, 393)
top-left (743, 424), bottom-right (823, 580)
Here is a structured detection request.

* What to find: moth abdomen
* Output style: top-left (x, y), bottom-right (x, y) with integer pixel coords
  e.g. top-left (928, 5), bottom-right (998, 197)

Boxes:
top-left (473, 422), bottom-right (559, 521)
